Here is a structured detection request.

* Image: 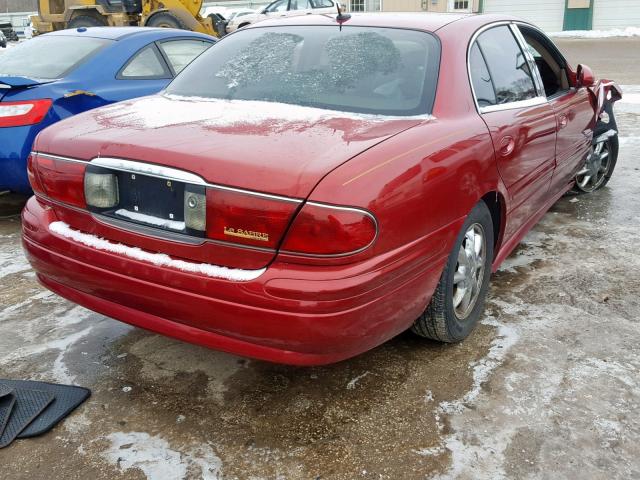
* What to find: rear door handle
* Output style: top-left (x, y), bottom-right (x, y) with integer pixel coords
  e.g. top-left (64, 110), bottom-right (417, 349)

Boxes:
top-left (498, 136), bottom-right (516, 157)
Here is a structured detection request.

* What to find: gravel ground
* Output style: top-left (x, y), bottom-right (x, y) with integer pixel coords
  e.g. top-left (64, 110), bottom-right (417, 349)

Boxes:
top-left (0, 38), bottom-right (639, 479)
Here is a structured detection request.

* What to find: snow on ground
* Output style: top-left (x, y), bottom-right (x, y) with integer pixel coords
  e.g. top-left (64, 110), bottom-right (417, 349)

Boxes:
top-left (428, 86), bottom-right (640, 480)
top-left (102, 432), bottom-right (223, 480)
top-left (549, 26), bottom-right (640, 38)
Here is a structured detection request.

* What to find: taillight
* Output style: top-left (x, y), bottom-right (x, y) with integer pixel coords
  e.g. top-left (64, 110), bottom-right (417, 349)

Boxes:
top-left (206, 189), bottom-right (299, 249)
top-left (0, 99), bottom-right (52, 128)
top-left (33, 154), bottom-right (87, 208)
top-left (281, 202), bottom-right (377, 256)
top-left (27, 154), bottom-right (45, 195)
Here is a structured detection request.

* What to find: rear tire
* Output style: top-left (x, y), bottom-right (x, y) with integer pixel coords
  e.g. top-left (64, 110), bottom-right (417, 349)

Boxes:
top-left (68, 14), bottom-right (107, 28)
top-left (146, 11), bottom-right (187, 29)
top-left (411, 201), bottom-right (494, 343)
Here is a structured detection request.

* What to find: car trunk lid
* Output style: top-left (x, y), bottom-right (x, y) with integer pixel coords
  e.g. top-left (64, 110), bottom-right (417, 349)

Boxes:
top-left (34, 95), bottom-right (429, 270)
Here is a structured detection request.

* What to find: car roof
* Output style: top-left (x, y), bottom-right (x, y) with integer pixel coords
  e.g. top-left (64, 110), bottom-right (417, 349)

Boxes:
top-left (253, 12), bottom-right (520, 33)
top-left (44, 26), bottom-right (211, 41)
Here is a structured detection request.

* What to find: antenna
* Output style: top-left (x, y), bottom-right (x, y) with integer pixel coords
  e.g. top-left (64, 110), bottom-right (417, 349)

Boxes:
top-left (336, 2), bottom-right (351, 28)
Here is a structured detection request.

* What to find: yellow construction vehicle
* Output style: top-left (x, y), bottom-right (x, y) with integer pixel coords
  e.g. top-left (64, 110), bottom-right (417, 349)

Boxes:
top-left (32, 0), bottom-right (219, 36)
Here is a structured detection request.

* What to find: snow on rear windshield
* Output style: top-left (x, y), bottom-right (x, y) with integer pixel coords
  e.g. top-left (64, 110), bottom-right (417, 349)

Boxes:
top-left (166, 26), bottom-right (440, 116)
top-left (0, 36), bottom-right (111, 79)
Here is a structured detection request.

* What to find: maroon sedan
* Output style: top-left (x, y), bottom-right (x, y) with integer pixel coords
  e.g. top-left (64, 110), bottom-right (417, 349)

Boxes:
top-left (22, 13), bottom-right (621, 365)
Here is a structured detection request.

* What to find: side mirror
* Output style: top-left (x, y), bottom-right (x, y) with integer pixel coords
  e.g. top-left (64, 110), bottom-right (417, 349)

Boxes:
top-left (577, 64), bottom-right (595, 88)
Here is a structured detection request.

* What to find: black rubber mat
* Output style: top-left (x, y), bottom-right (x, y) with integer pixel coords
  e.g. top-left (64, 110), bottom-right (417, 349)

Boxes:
top-left (0, 387), bottom-right (54, 448)
top-left (0, 384), bottom-right (16, 437)
top-left (0, 380), bottom-right (91, 438)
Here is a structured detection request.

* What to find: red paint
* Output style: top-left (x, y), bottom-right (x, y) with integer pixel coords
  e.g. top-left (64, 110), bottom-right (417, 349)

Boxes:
top-left (23, 14), bottom-right (606, 365)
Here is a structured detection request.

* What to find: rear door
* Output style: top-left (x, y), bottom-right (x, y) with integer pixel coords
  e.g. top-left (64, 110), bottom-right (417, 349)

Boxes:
top-left (469, 24), bottom-right (558, 239)
top-left (516, 24), bottom-right (594, 194)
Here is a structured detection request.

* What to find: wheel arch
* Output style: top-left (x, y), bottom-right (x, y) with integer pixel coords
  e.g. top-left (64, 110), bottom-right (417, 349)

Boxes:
top-left (480, 190), bottom-right (506, 256)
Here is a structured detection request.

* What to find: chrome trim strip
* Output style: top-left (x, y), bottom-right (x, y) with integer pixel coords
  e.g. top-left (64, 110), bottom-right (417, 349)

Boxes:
top-left (91, 157), bottom-right (205, 185)
top-left (279, 202), bottom-right (379, 258)
top-left (35, 152), bottom-right (88, 165)
top-left (510, 23), bottom-right (546, 97)
top-left (32, 152), bottom-right (304, 204)
top-left (479, 96), bottom-right (548, 114)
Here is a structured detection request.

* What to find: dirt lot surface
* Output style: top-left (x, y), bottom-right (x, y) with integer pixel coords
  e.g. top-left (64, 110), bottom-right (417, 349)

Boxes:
top-left (0, 38), bottom-right (639, 479)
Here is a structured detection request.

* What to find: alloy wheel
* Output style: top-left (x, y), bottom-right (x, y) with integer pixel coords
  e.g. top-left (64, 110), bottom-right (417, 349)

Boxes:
top-left (452, 223), bottom-right (486, 320)
top-left (575, 138), bottom-right (611, 193)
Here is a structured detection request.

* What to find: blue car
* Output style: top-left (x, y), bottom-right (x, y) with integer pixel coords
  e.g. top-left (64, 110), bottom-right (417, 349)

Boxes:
top-left (0, 27), bottom-right (215, 193)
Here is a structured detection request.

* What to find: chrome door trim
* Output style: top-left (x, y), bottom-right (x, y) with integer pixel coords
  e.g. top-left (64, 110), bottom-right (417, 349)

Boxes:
top-left (510, 23), bottom-right (546, 97)
top-left (479, 96), bottom-right (548, 114)
top-left (467, 21), bottom-right (550, 115)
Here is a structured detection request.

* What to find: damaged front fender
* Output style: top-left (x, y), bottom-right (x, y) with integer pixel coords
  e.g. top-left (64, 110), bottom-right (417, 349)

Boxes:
top-left (590, 80), bottom-right (623, 130)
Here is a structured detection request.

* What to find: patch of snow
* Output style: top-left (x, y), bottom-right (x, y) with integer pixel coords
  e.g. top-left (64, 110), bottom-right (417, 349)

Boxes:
top-left (549, 26), bottom-right (640, 38)
top-left (49, 221), bottom-right (265, 281)
top-left (0, 290), bottom-right (55, 320)
top-left (616, 86), bottom-right (640, 114)
top-left (498, 230), bottom-right (550, 273)
top-left (346, 371), bottom-right (370, 390)
top-left (425, 389), bottom-right (434, 403)
top-left (415, 445), bottom-right (446, 457)
top-left (96, 94), bottom-right (433, 130)
top-left (115, 209), bottom-right (186, 231)
top-left (102, 432), bottom-right (223, 480)
top-left (0, 249), bottom-right (31, 278)
top-left (438, 317), bottom-right (519, 415)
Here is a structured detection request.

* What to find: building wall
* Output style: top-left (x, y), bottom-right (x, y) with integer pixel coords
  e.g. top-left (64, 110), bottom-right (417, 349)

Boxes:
top-left (0, 0), bottom-right (38, 13)
top-left (380, 0), bottom-right (480, 13)
top-left (593, 0), bottom-right (640, 29)
top-left (482, 0), bottom-right (565, 31)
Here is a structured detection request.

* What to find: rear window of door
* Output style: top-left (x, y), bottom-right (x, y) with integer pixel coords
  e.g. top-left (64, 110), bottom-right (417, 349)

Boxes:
top-left (0, 36), bottom-right (110, 79)
top-left (469, 43), bottom-right (497, 107)
top-left (264, 0), bottom-right (289, 12)
top-left (158, 39), bottom-right (213, 75)
top-left (289, 0), bottom-right (312, 10)
top-left (471, 25), bottom-right (538, 106)
top-left (119, 45), bottom-right (171, 79)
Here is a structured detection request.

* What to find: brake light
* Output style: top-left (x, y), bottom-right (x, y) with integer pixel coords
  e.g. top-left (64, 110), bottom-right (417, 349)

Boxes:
top-left (206, 189), bottom-right (299, 249)
top-left (0, 99), bottom-right (52, 128)
top-left (281, 202), bottom-right (377, 256)
top-left (27, 154), bottom-right (45, 195)
top-left (33, 154), bottom-right (87, 208)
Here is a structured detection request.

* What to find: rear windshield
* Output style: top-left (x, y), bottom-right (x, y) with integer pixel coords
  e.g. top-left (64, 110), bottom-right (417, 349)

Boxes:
top-left (0, 36), bottom-right (111, 79)
top-left (166, 26), bottom-right (440, 116)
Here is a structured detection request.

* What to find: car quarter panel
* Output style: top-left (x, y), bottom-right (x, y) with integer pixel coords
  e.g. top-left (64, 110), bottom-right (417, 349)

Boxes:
top-left (301, 18), bottom-right (505, 269)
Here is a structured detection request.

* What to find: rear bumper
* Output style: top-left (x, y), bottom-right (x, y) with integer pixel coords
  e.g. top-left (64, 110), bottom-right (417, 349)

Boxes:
top-left (0, 125), bottom-right (39, 193)
top-left (22, 196), bottom-right (449, 365)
